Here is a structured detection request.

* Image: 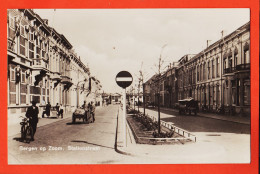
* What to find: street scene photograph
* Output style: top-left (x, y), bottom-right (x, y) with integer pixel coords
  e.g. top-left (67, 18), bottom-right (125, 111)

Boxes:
top-left (7, 8), bottom-right (251, 164)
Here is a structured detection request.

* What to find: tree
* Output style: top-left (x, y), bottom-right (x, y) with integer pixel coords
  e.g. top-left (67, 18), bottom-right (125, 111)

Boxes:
top-left (153, 44), bottom-right (167, 134)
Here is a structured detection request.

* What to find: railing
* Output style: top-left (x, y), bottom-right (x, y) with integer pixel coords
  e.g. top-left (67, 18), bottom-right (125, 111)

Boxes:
top-left (145, 113), bottom-right (196, 142)
top-left (32, 58), bottom-right (48, 69)
top-left (236, 63), bottom-right (250, 71)
top-left (224, 67), bottom-right (236, 74)
top-left (61, 75), bottom-right (72, 84)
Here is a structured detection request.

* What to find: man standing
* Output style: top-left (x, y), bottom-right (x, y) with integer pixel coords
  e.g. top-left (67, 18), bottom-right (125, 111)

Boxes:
top-left (42, 101), bottom-right (51, 118)
top-left (25, 100), bottom-right (39, 141)
top-left (59, 104), bottom-right (64, 118)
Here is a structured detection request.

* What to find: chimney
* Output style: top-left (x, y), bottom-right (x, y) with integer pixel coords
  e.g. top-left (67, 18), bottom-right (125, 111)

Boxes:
top-left (43, 19), bottom-right (48, 25)
top-left (207, 40), bottom-right (212, 48)
top-left (221, 30), bottom-right (226, 38)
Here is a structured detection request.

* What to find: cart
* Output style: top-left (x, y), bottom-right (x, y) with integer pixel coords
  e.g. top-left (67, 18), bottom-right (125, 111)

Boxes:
top-left (72, 108), bottom-right (94, 124)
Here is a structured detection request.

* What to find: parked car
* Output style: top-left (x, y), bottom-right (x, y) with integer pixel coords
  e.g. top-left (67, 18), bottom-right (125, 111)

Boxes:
top-left (178, 98), bottom-right (198, 115)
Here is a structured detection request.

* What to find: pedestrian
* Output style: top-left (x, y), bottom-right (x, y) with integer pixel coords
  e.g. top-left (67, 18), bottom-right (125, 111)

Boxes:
top-left (25, 100), bottom-right (39, 141)
top-left (55, 103), bottom-right (60, 116)
top-left (82, 100), bottom-right (87, 110)
top-left (42, 101), bottom-right (51, 118)
top-left (90, 101), bottom-right (95, 122)
top-left (59, 104), bottom-right (64, 118)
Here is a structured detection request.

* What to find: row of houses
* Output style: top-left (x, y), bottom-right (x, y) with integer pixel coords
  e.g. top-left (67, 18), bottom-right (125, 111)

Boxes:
top-left (144, 22), bottom-right (250, 116)
top-left (7, 9), bottom-right (102, 119)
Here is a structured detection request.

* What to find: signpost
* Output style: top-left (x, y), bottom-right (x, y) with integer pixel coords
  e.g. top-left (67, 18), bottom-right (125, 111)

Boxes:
top-left (115, 71), bottom-right (133, 148)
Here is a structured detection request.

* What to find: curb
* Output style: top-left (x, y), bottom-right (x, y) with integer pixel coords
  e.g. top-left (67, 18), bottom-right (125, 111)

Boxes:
top-left (114, 108), bottom-right (135, 156)
top-left (145, 107), bottom-right (250, 125)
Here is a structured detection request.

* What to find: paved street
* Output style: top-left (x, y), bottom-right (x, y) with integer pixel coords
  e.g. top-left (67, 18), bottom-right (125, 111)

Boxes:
top-left (8, 105), bottom-right (251, 164)
top-left (8, 105), bottom-right (137, 164)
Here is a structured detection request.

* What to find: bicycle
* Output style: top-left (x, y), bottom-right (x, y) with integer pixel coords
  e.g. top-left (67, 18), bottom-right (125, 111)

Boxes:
top-left (20, 116), bottom-right (34, 143)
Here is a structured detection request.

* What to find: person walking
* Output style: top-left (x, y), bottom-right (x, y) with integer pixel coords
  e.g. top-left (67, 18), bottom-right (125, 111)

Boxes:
top-left (25, 100), bottom-right (39, 141)
top-left (55, 103), bottom-right (60, 117)
top-left (59, 104), bottom-right (64, 118)
top-left (82, 101), bottom-right (87, 110)
top-left (42, 101), bottom-right (51, 118)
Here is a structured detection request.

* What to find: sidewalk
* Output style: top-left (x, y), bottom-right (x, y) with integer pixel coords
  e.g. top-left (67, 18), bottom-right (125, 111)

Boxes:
top-left (140, 106), bottom-right (250, 125)
top-left (8, 111), bottom-right (73, 137)
top-left (115, 107), bottom-right (251, 163)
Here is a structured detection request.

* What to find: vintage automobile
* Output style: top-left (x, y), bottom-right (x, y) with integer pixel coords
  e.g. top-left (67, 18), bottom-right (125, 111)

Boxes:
top-left (178, 98), bottom-right (198, 115)
top-left (72, 108), bottom-right (94, 124)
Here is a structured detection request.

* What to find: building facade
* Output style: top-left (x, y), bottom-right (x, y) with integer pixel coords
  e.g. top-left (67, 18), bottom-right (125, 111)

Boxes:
top-left (7, 9), bottom-right (101, 120)
top-left (144, 22), bottom-right (250, 116)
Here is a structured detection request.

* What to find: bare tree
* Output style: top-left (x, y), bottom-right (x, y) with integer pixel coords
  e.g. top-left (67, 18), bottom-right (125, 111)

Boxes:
top-left (153, 44), bottom-right (168, 134)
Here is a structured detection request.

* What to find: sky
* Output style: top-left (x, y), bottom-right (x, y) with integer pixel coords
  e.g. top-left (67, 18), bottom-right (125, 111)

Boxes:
top-left (34, 8), bottom-right (249, 93)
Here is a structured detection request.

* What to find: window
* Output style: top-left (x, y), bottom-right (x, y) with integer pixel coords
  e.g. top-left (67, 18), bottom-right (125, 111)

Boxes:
top-left (237, 80), bottom-right (240, 106)
top-left (243, 80), bottom-right (250, 105)
top-left (10, 68), bottom-right (15, 81)
top-left (200, 65), bottom-right (202, 81)
top-left (212, 60), bottom-right (215, 78)
top-left (231, 80), bottom-right (236, 105)
top-left (234, 53), bottom-right (238, 67)
top-left (19, 35), bottom-right (26, 56)
top-left (29, 33), bottom-right (34, 59)
top-left (21, 71), bottom-right (26, 84)
top-left (216, 58), bottom-right (219, 77)
top-left (244, 43), bottom-right (250, 64)
top-left (208, 62), bottom-right (210, 79)
top-left (203, 63), bottom-right (206, 81)
top-left (9, 15), bottom-right (15, 29)
top-left (20, 25), bottom-right (25, 36)
top-left (244, 50), bottom-right (250, 64)
top-left (197, 66), bottom-right (199, 81)
top-left (216, 85), bottom-right (220, 105)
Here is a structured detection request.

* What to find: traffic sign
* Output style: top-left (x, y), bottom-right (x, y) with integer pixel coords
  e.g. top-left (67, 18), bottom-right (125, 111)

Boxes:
top-left (115, 71), bottom-right (133, 89)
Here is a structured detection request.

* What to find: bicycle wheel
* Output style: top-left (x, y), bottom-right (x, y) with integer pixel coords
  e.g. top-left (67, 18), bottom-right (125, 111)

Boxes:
top-left (25, 126), bottom-right (34, 142)
top-left (21, 125), bottom-right (26, 141)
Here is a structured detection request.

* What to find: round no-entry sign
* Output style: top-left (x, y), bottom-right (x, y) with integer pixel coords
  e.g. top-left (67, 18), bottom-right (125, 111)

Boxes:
top-left (115, 71), bottom-right (133, 89)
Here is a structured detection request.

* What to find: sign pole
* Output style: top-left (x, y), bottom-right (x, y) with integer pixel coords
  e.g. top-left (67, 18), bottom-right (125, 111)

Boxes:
top-left (123, 88), bottom-right (127, 148)
top-left (115, 71), bottom-right (133, 149)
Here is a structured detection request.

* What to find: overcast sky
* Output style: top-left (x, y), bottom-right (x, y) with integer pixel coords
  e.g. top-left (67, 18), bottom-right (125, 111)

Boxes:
top-left (34, 9), bottom-right (249, 93)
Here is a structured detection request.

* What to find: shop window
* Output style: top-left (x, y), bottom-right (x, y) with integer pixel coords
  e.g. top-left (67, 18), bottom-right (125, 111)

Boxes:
top-left (243, 80), bottom-right (250, 105)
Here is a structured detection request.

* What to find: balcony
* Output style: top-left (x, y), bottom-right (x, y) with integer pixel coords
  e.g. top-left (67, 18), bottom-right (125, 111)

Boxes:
top-left (32, 58), bottom-right (48, 71)
top-left (61, 75), bottom-right (72, 84)
top-left (236, 63), bottom-right (250, 71)
top-left (50, 72), bottom-right (61, 80)
top-left (224, 67), bottom-right (235, 74)
top-left (224, 63), bottom-right (250, 74)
